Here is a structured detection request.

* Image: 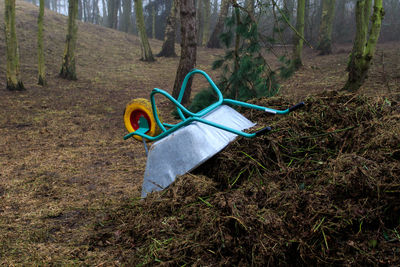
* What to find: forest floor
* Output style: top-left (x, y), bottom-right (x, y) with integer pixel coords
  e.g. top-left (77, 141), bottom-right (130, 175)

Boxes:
top-left (0, 1), bottom-right (399, 265)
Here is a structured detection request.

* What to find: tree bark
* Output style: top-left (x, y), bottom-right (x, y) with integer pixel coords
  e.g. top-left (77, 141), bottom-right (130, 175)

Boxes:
top-left (78, 0), bottom-right (82, 20)
top-left (108, 0), bottom-right (119, 29)
top-left (206, 0), bottom-right (229, 48)
top-left (245, 0), bottom-right (255, 16)
top-left (152, 3), bottom-right (155, 39)
top-left (121, 0), bottom-right (132, 33)
top-left (5, 0), bottom-right (25, 90)
top-left (60, 0), bottom-right (78, 80)
top-left (101, 0), bottom-right (107, 26)
top-left (172, 0), bottom-right (197, 105)
top-left (38, 0), bottom-right (46, 85)
top-left (134, 0), bottom-right (155, 61)
top-left (317, 0), bottom-right (336, 55)
top-left (202, 0), bottom-right (211, 46)
top-left (196, 0), bottom-right (203, 45)
top-left (157, 0), bottom-right (178, 57)
top-left (93, 0), bottom-right (100, 24)
top-left (343, 0), bottom-right (384, 92)
top-left (291, 0), bottom-right (306, 70)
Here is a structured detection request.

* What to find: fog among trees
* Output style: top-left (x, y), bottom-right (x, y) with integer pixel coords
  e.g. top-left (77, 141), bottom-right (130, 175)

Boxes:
top-left (23, 0), bottom-right (400, 45)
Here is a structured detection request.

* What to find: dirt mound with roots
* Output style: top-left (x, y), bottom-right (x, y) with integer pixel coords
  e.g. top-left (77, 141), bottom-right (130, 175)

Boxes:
top-left (91, 91), bottom-right (400, 265)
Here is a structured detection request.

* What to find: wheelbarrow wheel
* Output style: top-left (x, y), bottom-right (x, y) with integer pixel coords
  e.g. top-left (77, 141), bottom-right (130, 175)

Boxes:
top-left (124, 98), bottom-right (163, 141)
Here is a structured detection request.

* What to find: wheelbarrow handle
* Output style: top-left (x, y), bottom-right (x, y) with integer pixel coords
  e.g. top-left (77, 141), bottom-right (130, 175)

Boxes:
top-left (289, 102), bottom-right (305, 112)
top-left (255, 126), bottom-right (272, 136)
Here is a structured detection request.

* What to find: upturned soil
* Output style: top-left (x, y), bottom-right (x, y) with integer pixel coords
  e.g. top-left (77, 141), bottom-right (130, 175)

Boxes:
top-left (0, 1), bottom-right (399, 265)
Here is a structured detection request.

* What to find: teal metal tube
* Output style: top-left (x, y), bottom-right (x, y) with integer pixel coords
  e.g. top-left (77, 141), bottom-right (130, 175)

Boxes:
top-left (124, 69), bottom-right (303, 142)
top-left (176, 69), bottom-right (224, 120)
top-left (123, 113), bottom-right (257, 141)
top-left (124, 117), bottom-right (197, 141)
top-left (223, 99), bottom-right (289, 115)
top-left (163, 123), bottom-right (175, 128)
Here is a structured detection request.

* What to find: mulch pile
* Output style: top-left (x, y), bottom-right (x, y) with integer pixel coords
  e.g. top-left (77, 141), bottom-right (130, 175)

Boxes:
top-left (91, 91), bottom-right (400, 265)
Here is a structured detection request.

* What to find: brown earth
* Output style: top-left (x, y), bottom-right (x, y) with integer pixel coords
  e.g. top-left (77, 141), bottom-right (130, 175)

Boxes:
top-left (0, 1), bottom-right (399, 265)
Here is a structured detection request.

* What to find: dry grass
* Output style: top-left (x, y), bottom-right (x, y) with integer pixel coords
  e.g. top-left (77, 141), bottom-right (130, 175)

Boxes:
top-left (0, 1), bottom-right (399, 265)
top-left (0, 1), bottom-right (219, 264)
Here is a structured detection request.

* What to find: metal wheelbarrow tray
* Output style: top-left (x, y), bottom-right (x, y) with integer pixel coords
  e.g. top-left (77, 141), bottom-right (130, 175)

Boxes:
top-left (123, 69), bottom-right (304, 197)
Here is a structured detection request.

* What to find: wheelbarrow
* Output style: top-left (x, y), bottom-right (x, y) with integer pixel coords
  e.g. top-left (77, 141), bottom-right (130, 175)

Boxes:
top-left (123, 69), bottom-right (304, 197)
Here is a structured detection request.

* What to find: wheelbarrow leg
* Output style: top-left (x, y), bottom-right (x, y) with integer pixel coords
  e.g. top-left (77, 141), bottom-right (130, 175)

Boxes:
top-left (142, 138), bottom-right (148, 156)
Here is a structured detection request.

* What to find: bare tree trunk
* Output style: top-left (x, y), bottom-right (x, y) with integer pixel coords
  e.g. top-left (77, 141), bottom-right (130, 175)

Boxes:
top-left (206, 0), bottom-right (229, 48)
top-left (196, 0), bottom-right (203, 45)
top-left (5, 0), bottom-right (24, 90)
top-left (82, 0), bottom-right (87, 22)
top-left (60, 0), bottom-right (78, 80)
top-left (172, 0), bottom-right (196, 105)
top-left (343, 0), bottom-right (384, 92)
top-left (78, 0), bottom-right (83, 20)
top-left (152, 3), bottom-right (155, 38)
top-left (134, 0), bottom-right (155, 61)
top-left (317, 0), bottom-right (336, 55)
top-left (157, 0), bottom-right (178, 57)
top-left (245, 0), bottom-right (254, 16)
top-left (121, 0), bottom-right (132, 33)
top-left (38, 0), bottom-right (46, 85)
top-left (93, 0), bottom-right (100, 24)
top-left (108, 0), bottom-right (120, 29)
top-left (291, 0), bottom-right (305, 70)
top-left (101, 0), bottom-right (107, 25)
top-left (202, 0), bottom-right (211, 46)
top-left (51, 0), bottom-right (57, 12)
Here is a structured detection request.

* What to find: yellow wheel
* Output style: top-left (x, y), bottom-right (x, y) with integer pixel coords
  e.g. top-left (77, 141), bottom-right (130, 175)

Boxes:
top-left (123, 98), bottom-right (162, 141)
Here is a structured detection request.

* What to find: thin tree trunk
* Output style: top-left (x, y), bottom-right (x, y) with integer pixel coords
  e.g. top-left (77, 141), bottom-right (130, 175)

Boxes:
top-left (93, 0), bottom-right (100, 24)
top-left (101, 0), bottom-right (107, 25)
top-left (343, 0), bottom-right (384, 92)
top-left (202, 0), bottom-right (211, 46)
top-left (78, 0), bottom-right (82, 20)
top-left (291, 0), bottom-right (306, 70)
top-left (121, 0), bottom-right (132, 33)
top-left (212, 0), bottom-right (217, 22)
top-left (172, 0), bottom-right (196, 105)
top-left (108, 0), bottom-right (119, 29)
top-left (304, 0), bottom-right (311, 40)
top-left (317, 0), bottom-right (336, 55)
top-left (51, 0), bottom-right (57, 12)
top-left (82, 0), bottom-right (87, 22)
top-left (196, 0), bottom-right (203, 45)
top-left (38, 0), bottom-right (46, 85)
top-left (134, 0), bottom-right (155, 61)
top-left (152, 4), bottom-right (155, 38)
top-left (157, 0), bottom-right (178, 57)
top-left (5, 0), bottom-right (24, 90)
top-left (60, 0), bottom-right (78, 80)
top-left (245, 0), bottom-right (254, 16)
top-left (206, 0), bottom-right (229, 48)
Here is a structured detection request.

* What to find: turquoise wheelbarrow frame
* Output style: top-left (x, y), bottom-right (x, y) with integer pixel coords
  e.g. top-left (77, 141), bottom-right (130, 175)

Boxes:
top-left (124, 69), bottom-right (304, 142)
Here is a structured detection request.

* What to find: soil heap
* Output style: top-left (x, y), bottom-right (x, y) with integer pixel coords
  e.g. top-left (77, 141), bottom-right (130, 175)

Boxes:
top-left (92, 91), bottom-right (400, 265)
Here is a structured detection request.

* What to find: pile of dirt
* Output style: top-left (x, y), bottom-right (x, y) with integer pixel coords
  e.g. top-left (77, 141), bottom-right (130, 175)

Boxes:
top-left (91, 91), bottom-right (399, 265)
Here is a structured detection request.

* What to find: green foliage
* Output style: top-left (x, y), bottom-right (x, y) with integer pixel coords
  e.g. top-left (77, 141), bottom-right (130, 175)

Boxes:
top-left (187, 88), bottom-right (218, 113)
top-left (278, 55), bottom-right (295, 79)
top-left (190, 5), bottom-right (283, 113)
